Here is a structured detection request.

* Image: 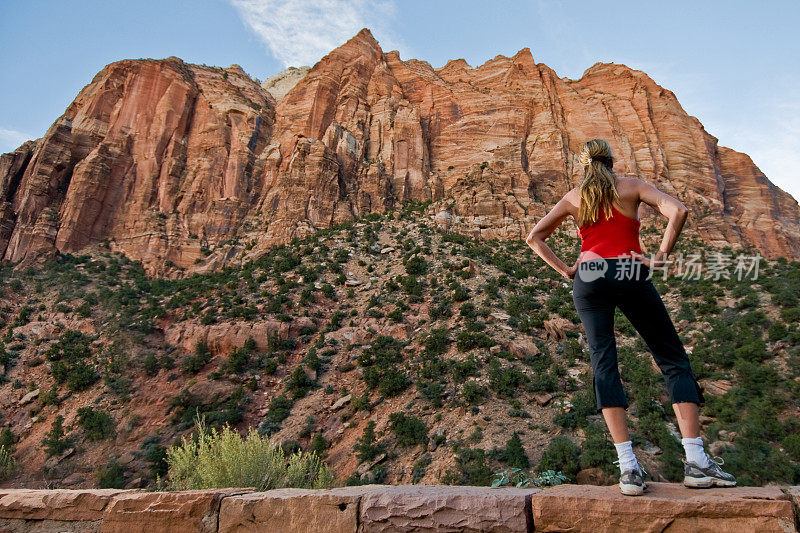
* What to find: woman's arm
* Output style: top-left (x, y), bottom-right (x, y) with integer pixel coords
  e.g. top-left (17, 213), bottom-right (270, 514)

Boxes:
top-left (525, 193), bottom-right (579, 279)
top-left (632, 179), bottom-right (689, 265)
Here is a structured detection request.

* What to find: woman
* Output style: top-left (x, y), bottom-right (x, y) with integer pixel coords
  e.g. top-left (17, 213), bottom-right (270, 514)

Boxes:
top-left (524, 139), bottom-right (735, 496)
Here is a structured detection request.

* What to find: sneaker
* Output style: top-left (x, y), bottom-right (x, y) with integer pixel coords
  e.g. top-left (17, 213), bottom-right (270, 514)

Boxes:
top-left (615, 460), bottom-right (647, 496)
top-left (683, 456), bottom-right (736, 488)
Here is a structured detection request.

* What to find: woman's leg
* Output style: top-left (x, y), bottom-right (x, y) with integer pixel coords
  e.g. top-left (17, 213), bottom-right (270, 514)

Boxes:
top-left (673, 402), bottom-right (700, 438)
top-left (572, 275), bottom-right (629, 414)
top-left (574, 263), bottom-right (645, 494)
top-left (616, 276), bottom-right (735, 485)
top-left (616, 279), bottom-right (703, 408)
top-left (602, 406), bottom-right (630, 443)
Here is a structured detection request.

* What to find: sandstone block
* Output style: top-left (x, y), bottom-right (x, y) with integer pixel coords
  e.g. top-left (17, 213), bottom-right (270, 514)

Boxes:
top-left (359, 485), bottom-right (539, 533)
top-left (531, 482), bottom-right (795, 532)
top-left (218, 487), bottom-right (363, 533)
top-left (101, 488), bottom-right (253, 533)
top-left (0, 489), bottom-right (134, 521)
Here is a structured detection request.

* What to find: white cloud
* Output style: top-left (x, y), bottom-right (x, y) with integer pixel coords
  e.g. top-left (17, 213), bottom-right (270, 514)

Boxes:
top-left (227, 0), bottom-right (406, 68)
top-left (0, 128), bottom-right (33, 154)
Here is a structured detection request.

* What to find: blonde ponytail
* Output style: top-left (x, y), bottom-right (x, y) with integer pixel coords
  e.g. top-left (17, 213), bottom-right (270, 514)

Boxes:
top-left (577, 139), bottom-right (619, 226)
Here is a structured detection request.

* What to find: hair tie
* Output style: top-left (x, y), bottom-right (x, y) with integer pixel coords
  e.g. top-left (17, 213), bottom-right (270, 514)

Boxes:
top-left (588, 157), bottom-right (593, 163)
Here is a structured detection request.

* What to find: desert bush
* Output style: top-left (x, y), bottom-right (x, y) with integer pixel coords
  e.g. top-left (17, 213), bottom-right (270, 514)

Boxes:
top-left (354, 420), bottom-right (384, 463)
top-left (77, 407), bottom-right (116, 441)
top-left (257, 394), bottom-right (293, 436)
top-left (182, 341), bottom-right (213, 374)
top-left (389, 412), bottom-right (428, 446)
top-left (461, 380), bottom-right (488, 405)
top-left (358, 336), bottom-right (410, 397)
top-left (538, 436), bottom-right (581, 480)
top-left (41, 415), bottom-right (74, 457)
top-left (441, 446), bottom-right (492, 486)
top-left (0, 445), bottom-right (16, 480)
top-left (487, 359), bottom-right (527, 396)
top-left (579, 423), bottom-right (616, 474)
top-left (97, 459), bottom-right (126, 488)
top-left (501, 432), bottom-right (530, 469)
top-left (165, 414), bottom-right (332, 491)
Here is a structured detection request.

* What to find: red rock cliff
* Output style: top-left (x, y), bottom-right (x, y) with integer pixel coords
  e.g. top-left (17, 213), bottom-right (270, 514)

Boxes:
top-left (2, 29), bottom-right (798, 272)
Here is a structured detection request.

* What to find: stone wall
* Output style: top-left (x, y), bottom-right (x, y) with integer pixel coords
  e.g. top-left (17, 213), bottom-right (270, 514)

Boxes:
top-left (0, 483), bottom-right (796, 532)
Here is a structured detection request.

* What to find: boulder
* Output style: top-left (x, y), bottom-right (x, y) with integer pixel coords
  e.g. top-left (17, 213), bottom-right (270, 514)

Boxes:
top-left (544, 317), bottom-right (575, 341)
top-left (330, 394), bottom-right (352, 411)
top-left (575, 468), bottom-right (615, 486)
top-left (18, 388), bottom-right (40, 406)
top-left (508, 338), bottom-right (539, 359)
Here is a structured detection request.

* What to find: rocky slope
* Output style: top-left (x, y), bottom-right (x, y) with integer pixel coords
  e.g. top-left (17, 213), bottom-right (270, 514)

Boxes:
top-left (1, 28), bottom-right (799, 275)
top-left (0, 207), bottom-right (798, 490)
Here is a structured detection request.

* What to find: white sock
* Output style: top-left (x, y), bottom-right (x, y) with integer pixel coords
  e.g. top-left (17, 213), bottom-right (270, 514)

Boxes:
top-left (613, 440), bottom-right (639, 472)
top-left (682, 436), bottom-right (710, 467)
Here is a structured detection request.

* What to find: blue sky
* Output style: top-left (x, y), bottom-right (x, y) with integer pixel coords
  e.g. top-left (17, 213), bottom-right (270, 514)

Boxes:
top-left (1, 0), bottom-right (798, 200)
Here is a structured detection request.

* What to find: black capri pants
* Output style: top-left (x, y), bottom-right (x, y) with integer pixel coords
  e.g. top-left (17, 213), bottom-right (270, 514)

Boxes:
top-left (572, 257), bottom-right (704, 411)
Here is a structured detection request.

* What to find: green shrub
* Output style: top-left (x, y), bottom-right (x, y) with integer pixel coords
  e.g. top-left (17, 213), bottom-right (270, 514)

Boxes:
top-left (487, 359), bottom-right (527, 396)
top-left (257, 394), bottom-right (293, 436)
top-left (412, 453), bottom-right (432, 483)
top-left (41, 415), bottom-right (74, 457)
top-left (579, 424), bottom-right (616, 474)
top-left (46, 330), bottom-right (99, 390)
top-left (182, 341), bottom-right (213, 374)
top-left (0, 428), bottom-right (15, 449)
top-left (143, 442), bottom-right (169, 478)
top-left (354, 420), bottom-right (384, 463)
top-left (502, 432), bottom-right (530, 469)
top-left (169, 385), bottom-right (246, 431)
top-left (143, 353), bottom-right (160, 376)
top-left (97, 459), bottom-right (126, 488)
top-left (310, 432), bottom-right (328, 458)
top-left (165, 415), bottom-right (333, 490)
top-left (286, 367), bottom-right (316, 399)
top-left (0, 445), bottom-right (16, 480)
top-left (451, 355), bottom-right (479, 381)
top-left (538, 437), bottom-right (581, 480)
top-left (264, 358), bottom-right (278, 375)
top-left (359, 336), bottom-right (410, 397)
top-left (389, 412), bottom-right (428, 446)
top-left (441, 447), bottom-right (492, 486)
top-left (405, 255), bottom-right (428, 275)
top-left (461, 380), bottom-right (488, 405)
top-left (77, 407), bottom-right (116, 441)
top-left (66, 362), bottom-right (100, 391)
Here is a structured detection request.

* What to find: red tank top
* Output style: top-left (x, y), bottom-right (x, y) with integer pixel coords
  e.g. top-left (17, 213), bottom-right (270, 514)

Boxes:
top-left (577, 203), bottom-right (642, 258)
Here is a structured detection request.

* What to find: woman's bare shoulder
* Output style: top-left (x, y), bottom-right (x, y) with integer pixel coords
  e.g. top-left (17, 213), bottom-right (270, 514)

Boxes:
top-left (615, 175), bottom-right (649, 195)
top-left (564, 186), bottom-right (581, 202)
top-left (616, 174), bottom-right (644, 185)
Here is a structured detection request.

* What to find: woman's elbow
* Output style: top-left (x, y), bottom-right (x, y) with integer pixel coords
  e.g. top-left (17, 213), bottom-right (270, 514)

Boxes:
top-left (525, 232), bottom-right (544, 248)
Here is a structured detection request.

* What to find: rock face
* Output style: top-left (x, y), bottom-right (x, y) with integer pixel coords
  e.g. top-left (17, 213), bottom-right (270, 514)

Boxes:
top-left (0, 57), bottom-right (276, 275)
top-left (2, 28), bottom-right (799, 273)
